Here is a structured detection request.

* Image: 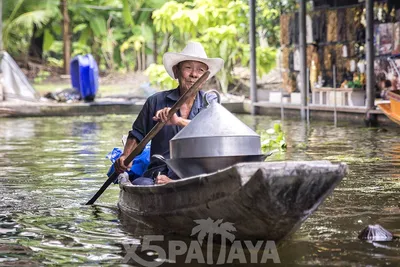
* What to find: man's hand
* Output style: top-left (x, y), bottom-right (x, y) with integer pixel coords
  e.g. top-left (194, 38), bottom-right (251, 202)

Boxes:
top-left (114, 155), bottom-right (133, 174)
top-left (153, 107), bottom-right (182, 126)
top-left (155, 174), bottom-right (173, 184)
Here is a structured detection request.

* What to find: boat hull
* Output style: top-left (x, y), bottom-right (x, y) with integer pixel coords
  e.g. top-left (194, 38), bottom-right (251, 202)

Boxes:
top-left (378, 103), bottom-right (400, 125)
top-left (378, 90), bottom-right (400, 126)
top-left (118, 161), bottom-right (347, 242)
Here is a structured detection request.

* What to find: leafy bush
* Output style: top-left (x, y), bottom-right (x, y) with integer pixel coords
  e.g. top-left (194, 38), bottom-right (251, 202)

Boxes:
top-left (145, 63), bottom-right (178, 90)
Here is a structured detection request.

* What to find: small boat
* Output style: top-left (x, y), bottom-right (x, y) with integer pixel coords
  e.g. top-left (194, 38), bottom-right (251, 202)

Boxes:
top-left (378, 90), bottom-right (400, 126)
top-left (118, 160), bottom-right (347, 242)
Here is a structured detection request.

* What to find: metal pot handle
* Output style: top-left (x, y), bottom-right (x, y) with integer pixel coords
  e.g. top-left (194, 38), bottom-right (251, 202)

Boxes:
top-left (203, 89), bottom-right (221, 107)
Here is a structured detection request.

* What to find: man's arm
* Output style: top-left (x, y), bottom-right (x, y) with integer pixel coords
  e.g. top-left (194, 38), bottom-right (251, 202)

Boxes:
top-left (114, 137), bottom-right (138, 173)
top-left (153, 107), bottom-right (191, 127)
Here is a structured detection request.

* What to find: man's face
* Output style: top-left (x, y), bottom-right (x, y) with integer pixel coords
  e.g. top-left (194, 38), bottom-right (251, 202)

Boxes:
top-left (174, 60), bottom-right (208, 91)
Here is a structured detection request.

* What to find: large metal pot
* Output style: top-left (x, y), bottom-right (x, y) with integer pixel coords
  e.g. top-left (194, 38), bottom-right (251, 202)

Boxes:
top-left (166, 154), bottom-right (270, 179)
top-left (167, 91), bottom-right (265, 178)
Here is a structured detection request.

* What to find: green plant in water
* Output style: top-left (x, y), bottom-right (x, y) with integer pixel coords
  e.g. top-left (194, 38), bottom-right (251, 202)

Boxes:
top-left (259, 123), bottom-right (287, 154)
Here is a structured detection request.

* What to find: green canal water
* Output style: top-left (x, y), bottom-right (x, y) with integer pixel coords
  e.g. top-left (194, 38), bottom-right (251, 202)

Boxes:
top-left (0, 114), bottom-right (399, 266)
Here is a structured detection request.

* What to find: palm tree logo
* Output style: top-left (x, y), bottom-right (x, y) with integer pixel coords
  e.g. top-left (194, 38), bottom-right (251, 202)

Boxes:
top-left (191, 218), bottom-right (236, 264)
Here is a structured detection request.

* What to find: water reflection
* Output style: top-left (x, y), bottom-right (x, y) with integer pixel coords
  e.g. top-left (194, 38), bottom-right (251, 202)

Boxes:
top-left (0, 115), bottom-right (399, 265)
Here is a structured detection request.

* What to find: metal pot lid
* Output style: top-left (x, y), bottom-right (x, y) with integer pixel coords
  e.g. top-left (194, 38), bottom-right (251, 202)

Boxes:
top-left (171, 97), bottom-right (259, 140)
top-left (170, 91), bottom-right (261, 158)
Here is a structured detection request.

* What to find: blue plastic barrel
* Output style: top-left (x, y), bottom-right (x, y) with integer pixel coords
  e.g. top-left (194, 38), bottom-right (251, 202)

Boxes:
top-left (70, 54), bottom-right (99, 102)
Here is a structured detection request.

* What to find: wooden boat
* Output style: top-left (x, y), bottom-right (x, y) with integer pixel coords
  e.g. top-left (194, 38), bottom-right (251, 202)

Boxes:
top-left (378, 90), bottom-right (400, 126)
top-left (118, 160), bottom-right (347, 243)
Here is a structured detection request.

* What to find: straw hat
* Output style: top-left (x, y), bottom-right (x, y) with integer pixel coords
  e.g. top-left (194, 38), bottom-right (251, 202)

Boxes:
top-left (163, 42), bottom-right (224, 80)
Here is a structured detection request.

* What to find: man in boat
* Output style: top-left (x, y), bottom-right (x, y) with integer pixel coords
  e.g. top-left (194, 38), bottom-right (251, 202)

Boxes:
top-left (114, 42), bottom-right (224, 185)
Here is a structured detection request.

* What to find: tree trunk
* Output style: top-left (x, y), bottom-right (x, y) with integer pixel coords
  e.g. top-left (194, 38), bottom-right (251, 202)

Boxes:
top-left (141, 44), bottom-right (146, 70)
top-left (153, 30), bottom-right (158, 64)
top-left (61, 0), bottom-right (71, 74)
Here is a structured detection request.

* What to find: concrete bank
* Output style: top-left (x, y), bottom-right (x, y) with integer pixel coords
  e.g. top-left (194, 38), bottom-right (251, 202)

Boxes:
top-left (0, 98), bottom-right (394, 126)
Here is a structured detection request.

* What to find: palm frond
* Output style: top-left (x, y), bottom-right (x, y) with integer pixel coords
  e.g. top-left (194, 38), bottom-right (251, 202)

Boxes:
top-left (10, 10), bottom-right (55, 28)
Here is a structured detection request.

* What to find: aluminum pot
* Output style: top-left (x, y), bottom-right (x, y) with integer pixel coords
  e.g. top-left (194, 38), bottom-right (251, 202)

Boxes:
top-left (166, 153), bottom-right (271, 178)
top-left (167, 91), bottom-right (265, 177)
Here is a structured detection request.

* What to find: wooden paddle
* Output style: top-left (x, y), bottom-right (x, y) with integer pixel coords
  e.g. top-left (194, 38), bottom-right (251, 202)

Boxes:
top-left (85, 71), bottom-right (210, 205)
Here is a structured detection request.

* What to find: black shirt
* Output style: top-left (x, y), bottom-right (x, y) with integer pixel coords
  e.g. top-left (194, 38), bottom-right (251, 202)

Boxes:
top-left (128, 88), bottom-right (215, 178)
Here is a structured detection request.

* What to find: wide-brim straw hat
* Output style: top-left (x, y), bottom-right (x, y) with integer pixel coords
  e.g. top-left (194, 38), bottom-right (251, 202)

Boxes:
top-left (163, 42), bottom-right (224, 80)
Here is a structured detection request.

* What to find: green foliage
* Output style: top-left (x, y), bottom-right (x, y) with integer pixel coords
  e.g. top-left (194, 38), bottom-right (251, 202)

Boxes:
top-left (348, 79), bottom-right (363, 89)
top-left (152, 0), bottom-right (277, 93)
top-left (144, 63), bottom-right (178, 90)
top-left (2, 0), bottom-right (59, 55)
top-left (4, 0), bottom-right (284, 87)
top-left (256, 0), bottom-right (298, 47)
top-left (259, 123), bottom-right (287, 154)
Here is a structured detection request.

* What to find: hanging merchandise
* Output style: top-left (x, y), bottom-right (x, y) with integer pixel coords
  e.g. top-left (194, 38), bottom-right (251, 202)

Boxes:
top-left (307, 45), bottom-right (314, 67)
top-left (323, 70), bottom-right (333, 87)
top-left (357, 60), bottom-right (366, 73)
top-left (310, 44), bottom-right (320, 91)
top-left (346, 8), bottom-right (357, 42)
top-left (327, 10), bottom-right (338, 42)
top-left (342, 45), bottom-right (349, 58)
top-left (312, 12), bottom-right (320, 42)
top-left (282, 71), bottom-right (289, 92)
top-left (337, 69), bottom-right (344, 87)
top-left (289, 49), bottom-right (294, 71)
top-left (318, 45), bottom-right (325, 71)
top-left (389, 5), bottom-right (396, 22)
top-left (350, 59), bottom-right (357, 72)
top-left (337, 9), bottom-right (347, 42)
top-left (306, 15), bottom-right (313, 44)
top-left (312, 11), bottom-right (327, 43)
top-left (374, 24), bottom-right (381, 56)
top-left (348, 43), bottom-right (355, 58)
top-left (293, 48), bottom-right (301, 71)
top-left (355, 22), bottom-right (366, 44)
top-left (335, 44), bottom-right (345, 71)
top-left (323, 46), bottom-right (333, 71)
top-left (320, 11), bottom-right (327, 43)
top-left (289, 14), bottom-right (296, 45)
top-left (285, 72), bottom-right (297, 93)
top-left (282, 47), bottom-right (290, 69)
top-left (377, 23), bottom-right (393, 55)
top-left (393, 22), bottom-right (400, 55)
top-left (280, 14), bottom-right (290, 46)
top-left (296, 72), bottom-right (302, 92)
top-left (294, 12), bottom-right (300, 45)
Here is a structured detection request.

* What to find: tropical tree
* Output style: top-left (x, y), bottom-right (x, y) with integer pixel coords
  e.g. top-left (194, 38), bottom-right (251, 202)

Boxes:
top-left (2, 0), bottom-right (59, 61)
top-left (152, 0), bottom-right (277, 93)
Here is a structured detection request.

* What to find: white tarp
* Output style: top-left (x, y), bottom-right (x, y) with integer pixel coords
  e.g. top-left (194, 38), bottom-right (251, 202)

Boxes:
top-left (0, 51), bottom-right (40, 102)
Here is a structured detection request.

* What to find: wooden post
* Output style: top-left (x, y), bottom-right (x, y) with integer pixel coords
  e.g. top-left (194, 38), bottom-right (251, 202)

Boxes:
top-left (61, 0), bottom-right (71, 75)
top-left (249, 0), bottom-right (257, 115)
top-left (365, 0), bottom-right (376, 125)
top-left (299, 0), bottom-right (307, 120)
